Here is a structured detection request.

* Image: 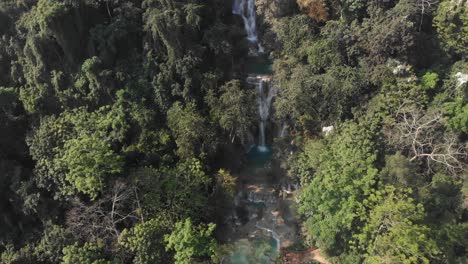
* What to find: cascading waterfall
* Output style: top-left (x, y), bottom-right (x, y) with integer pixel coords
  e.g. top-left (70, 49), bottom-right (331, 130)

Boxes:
top-left (256, 77), bottom-right (277, 152)
top-left (232, 0), bottom-right (264, 53)
top-left (246, 75), bottom-right (276, 152)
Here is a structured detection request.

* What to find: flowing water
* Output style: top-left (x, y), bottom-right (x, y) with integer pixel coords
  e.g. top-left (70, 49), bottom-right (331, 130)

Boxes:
top-left (221, 3), bottom-right (300, 263)
top-left (232, 0), bottom-right (264, 53)
top-left (256, 78), bottom-right (277, 152)
top-left (246, 75), bottom-right (277, 152)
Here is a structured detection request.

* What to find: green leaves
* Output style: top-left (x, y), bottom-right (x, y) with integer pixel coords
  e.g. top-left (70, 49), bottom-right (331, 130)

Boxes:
top-left (120, 216), bottom-right (172, 264)
top-left (444, 97), bottom-right (468, 133)
top-left (434, 0), bottom-right (468, 56)
top-left (164, 218), bottom-right (217, 264)
top-left (298, 121), bottom-right (379, 253)
top-left (57, 134), bottom-right (124, 200)
top-left (421, 71), bottom-right (439, 91)
top-left (28, 106), bottom-right (127, 199)
top-left (207, 79), bottom-right (256, 143)
top-left (355, 185), bottom-right (439, 263)
top-left (167, 101), bottom-right (216, 159)
top-left (61, 242), bottom-right (109, 264)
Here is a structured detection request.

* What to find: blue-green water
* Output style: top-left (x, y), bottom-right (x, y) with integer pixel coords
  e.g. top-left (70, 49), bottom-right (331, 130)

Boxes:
top-left (230, 235), bottom-right (279, 264)
top-left (246, 57), bottom-right (273, 75)
top-left (226, 145), bottom-right (279, 263)
top-left (246, 145), bottom-right (272, 169)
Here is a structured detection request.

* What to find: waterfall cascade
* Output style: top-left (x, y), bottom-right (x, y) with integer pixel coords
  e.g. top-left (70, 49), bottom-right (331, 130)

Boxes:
top-left (232, 0), bottom-right (264, 53)
top-left (247, 75), bottom-right (277, 152)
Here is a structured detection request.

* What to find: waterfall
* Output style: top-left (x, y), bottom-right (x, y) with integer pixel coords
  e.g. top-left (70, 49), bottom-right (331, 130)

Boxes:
top-left (232, 0), bottom-right (264, 53)
top-left (246, 75), bottom-right (276, 152)
top-left (256, 77), bottom-right (276, 152)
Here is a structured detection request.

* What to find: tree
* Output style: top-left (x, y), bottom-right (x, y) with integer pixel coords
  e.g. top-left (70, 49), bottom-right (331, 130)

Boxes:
top-left (444, 97), bottom-right (468, 134)
top-left (167, 101), bottom-right (216, 159)
top-left (133, 159), bottom-right (212, 222)
top-left (353, 185), bottom-right (440, 263)
top-left (66, 181), bottom-right (142, 248)
top-left (379, 152), bottom-right (421, 188)
top-left (34, 223), bottom-right (73, 263)
top-left (61, 242), bottom-right (109, 264)
top-left (298, 121), bottom-right (379, 254)
top-left (120, 215), bottom-right (172, 264)
top-left (423, 173), bottom-right (463, 223)
top-left (164, 218), bottom-right (217, 264)
top-left (392, 107), bottom-right (467, 175)
top-left (27, 105), bottom-right (128, 199)
top-left (433, 0), bottom-right (468, 56)
top-left (207, 80), bottom-right (256, 143)
top-left (273, 15), bottom-right (315, 58)
top-left (297, 0), bottom-right (329, 22)
top-left (274, 65), bottom-right (364, 130)
top-left (57, 134), bottom-right (124, 199)
top-left (420, 71), bottom-right (439, 91)
top-left (356, 1), bottom-right (420, 66)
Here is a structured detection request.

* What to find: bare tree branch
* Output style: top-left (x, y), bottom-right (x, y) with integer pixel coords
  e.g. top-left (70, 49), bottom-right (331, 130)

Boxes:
top-left (66, 181), bottom-right (141, 251)
top-left (392, 107), bottom-right (467, 176)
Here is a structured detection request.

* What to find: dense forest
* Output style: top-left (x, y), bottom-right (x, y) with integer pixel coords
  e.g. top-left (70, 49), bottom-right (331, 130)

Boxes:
top-left (0, 0), bottom-right (466, 263)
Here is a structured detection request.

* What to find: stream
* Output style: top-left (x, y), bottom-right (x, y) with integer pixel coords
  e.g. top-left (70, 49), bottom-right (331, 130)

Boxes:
top-left (221, 2), bottom-right (300, 263)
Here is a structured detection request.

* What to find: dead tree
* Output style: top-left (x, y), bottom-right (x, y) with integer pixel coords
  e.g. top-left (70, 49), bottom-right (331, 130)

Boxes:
top-left (416, 0), bottom-right (438, 31)
top-left (66, 181), bottom-right (143, 249)
top-left (393, 107), bottom-right (467, 176)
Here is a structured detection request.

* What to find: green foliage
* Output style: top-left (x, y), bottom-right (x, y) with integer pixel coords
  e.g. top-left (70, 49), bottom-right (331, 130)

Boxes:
top-left (144, 0), bottom-right (204, 64)
top-left (0, 0), bottom-right (467, 262)
top-left (167, 101), bottom-right (216, 159)
top-left (356, 1), bottom-right (419, 65)
top-left (207, 79), bottom-right (256, 143)
top-left (164, 218), bottom-right (217, 264)
top-left (133, 159), bottom-right (212, 222)
top-left (433, 223), bottom-right (468, 264)
top-left (298, 122), bottom-right (379, 253)
top-left (380, 153), bottom-right (420, 188)
top-left (0, 243), bottom-right (35, 264)
top-left (57, 133), bottom-right (124, 199)
top-left (28, 106), bottom-right (128, 199)
top-left (215, 169), bottom-right (237, 199)
top-left (19, 0), bottom-right (68, 35)
top-left (444, 97), bottom-right (468, 133)
top-left (341, 0), bottom-right (368, 21)
top-left (354, 185), bottom-right (440, 263)
top-left (273, 15), bottom-right (315, 57)
top-left (61, 242), bottom-right (109, 264)
top-left (421, 71), bottom-right (439, 91)
top-left (423, 173), bottom-right (463, 223)
top-left (361, 74), bottom-right (429, 124)
top-left (34, 223), bottom-right (73, 263)
top-left (120, 216), bottom-right (172, 264)
top-left (434, 0), bottom-right (468, 56)
top-left (274, 64), bottom-right (364, 128)
top-left (305, 38), bottom-right (343, 72)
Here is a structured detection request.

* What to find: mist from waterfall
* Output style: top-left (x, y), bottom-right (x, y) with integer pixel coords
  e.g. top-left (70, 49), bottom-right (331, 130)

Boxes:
top-left (232, 0), bottom-right (264, 53)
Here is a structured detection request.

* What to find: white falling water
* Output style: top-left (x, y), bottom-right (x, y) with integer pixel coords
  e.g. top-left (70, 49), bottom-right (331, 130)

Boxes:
top-left (232, 0), bottom-right (264, 53)
top-left (256, 77), bottom-right (277, 152)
